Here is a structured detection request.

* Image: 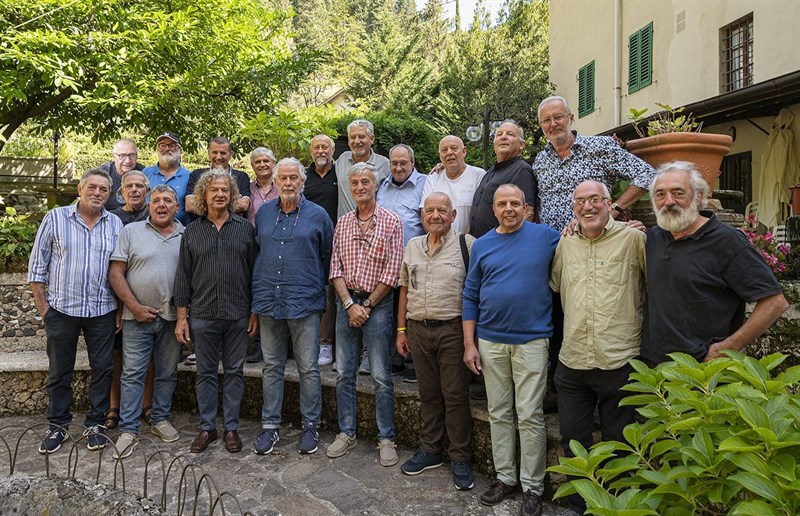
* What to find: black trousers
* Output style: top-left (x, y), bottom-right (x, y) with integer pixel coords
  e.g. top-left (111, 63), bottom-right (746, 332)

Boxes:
top-left (45, 308), bottom-right (116, 429)
top-left (555, 361), bottom-right (635, 514)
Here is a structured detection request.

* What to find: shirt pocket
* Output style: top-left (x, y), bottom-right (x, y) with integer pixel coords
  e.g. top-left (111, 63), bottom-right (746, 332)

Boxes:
top-left (597, 256), bottom-right (627, 286)
top-left (367, 236), bottom-right (389, 265)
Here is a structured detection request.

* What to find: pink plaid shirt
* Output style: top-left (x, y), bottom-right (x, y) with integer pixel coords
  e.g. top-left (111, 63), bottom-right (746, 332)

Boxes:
top-left (330, 204), bottom-right (403, 291)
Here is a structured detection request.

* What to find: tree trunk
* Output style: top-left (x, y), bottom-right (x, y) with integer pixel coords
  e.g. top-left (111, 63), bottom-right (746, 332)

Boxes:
top-left (0, 89), bottom-right (73, 153)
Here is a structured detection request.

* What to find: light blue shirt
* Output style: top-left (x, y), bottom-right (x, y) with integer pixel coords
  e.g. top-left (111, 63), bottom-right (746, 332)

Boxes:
top-left (141, 164), bottom-right (191, 225)
top-left (377, 170), bottom-right (426, 247)
top-left (28, 203), bottom-right (123, 317)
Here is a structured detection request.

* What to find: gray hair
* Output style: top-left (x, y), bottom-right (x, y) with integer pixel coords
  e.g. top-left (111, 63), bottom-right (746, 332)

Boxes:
top-left (210, 136), bottom-right (231, 148)
top-left (389, 143), bottom-right (415, 162)
top-left (312, 134), bottom-right (335, 148)
top-left (574, 180), bottom-right (611, 199)
top-left (501, 119), bottom-right (525, 140)
top-left (120, 170), bottom-right (150, 190)
top-left (649, 160), bottom-right (710, 202)
top-left (250, 147), bottom-right (277, 163)
top-left (112, 138), bottom-right (137, 153)
top-left (424, 191), bottom-right (454, 210)
top-left (191, 168), bottom-right (241, 215)
top-left (347, 119), bottom-right (375, 138)
top-left (151, 184), bottom-right (178, 202)
top-left (537, 96), bottom-right (572, 118)
top-left (348, 162), bottom-right (379, 184)
top-left (275, 157), bottom-right (307, 181)
top-left (79, 168), bottom-right (112, 189)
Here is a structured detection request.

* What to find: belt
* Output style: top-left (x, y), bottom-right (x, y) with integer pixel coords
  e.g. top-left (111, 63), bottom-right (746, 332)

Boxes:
top-left (348, 289), bottom-right (372, 299)
top-left (409, 317), bottom-right (461, 327)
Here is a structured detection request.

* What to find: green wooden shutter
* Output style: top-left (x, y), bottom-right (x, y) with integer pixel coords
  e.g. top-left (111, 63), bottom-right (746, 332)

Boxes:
top-left (628, 31), bottom-right (640, 93)
top-left (578, 61), bottom-right (595, 117)
top-left (629, 22), bottom-right (653, 94)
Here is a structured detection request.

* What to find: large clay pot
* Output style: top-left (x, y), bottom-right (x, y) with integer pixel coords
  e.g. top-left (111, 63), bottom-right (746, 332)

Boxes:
top-left (625, 132), bottom-right (733, 193)
top-left (790, 184), bottom-right (800, 216)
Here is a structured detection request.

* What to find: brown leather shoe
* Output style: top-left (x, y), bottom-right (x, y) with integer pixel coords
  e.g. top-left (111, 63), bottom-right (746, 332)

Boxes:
top-left (190, 429), bottom-right (218, 453)
top-left (224, 430), bottom-right (242, 453)
top-left (480, 478), bottom-right (519, 506)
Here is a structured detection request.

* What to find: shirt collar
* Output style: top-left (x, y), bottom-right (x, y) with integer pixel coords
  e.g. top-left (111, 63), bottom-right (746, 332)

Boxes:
top-left (576, 216), bottom-right (622, 240)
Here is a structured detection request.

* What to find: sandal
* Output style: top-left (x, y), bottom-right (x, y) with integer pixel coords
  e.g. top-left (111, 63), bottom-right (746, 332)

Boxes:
top-left (141, 405), bottom-right (153, 426)
top-left (104, 407), bottom-right (120, 430)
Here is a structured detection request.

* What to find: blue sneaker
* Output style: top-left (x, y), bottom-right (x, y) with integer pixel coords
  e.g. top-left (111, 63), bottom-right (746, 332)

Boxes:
top-left (401, 450), bottom-right (443, 475)
top-left (38, 427), bottom-right (70, 454)
top-left (452, 460), bottom-right (474, 490)
top-left (84, 425), bottom-right (109, 451)
top-left (297, 422), bottom-right (319, 454)
top-left (254, 428), bottom-right (279, 455)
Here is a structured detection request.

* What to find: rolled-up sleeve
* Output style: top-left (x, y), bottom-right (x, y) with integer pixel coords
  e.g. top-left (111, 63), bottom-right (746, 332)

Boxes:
top-left (27, 212), bottom-right (54, 283)
top-left (378, 218), bottom-right (404, 287)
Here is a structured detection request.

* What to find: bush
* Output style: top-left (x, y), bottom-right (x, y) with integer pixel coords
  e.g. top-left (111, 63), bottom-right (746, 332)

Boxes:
top-left (0, 207), bottom-right (39, 272)
top-left (549, 351), bottom-right (800, 515)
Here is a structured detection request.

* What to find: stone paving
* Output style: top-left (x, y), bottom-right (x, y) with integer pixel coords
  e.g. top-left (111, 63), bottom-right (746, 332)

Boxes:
top-left (0, 414), bottom-right (566, 515)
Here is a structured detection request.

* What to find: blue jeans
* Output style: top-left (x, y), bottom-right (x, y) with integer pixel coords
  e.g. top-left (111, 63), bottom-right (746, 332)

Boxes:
top-left (335, 294), bottom-right (394, 440)
top-left (259, 313), bottom-right (322, 428)
top-left (44, 308), bottom-right (115, 428)
top-left (190, 317), bottom-right (248, 431)
top-left (118, 318), bottom-right (180, 434)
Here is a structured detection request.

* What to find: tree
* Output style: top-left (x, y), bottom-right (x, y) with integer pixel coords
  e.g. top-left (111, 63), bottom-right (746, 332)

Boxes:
top-left (0, 0), bottom-right (318, 152)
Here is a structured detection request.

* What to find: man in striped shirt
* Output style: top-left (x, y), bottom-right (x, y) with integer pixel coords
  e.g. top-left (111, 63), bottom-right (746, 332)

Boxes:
top-left (326, 162), bottom-right (403, 467)
top-left (29, 168), bottom-right (123, 454)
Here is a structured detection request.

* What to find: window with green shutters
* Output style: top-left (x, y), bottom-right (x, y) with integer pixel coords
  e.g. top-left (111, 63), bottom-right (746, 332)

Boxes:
top-left (578, 61), bottom-right (595, 117)
top-left (628, 22), bottom-right (653, 94)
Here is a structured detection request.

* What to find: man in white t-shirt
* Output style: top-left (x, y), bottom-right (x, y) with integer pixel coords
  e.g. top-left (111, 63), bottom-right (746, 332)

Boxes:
top-left (421, 135), bottom-right (486, 234)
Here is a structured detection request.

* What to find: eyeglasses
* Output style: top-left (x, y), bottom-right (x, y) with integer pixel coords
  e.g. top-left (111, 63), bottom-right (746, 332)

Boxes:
top-left (391, 160), bottom-right (411, 168)
top-left (272, 207), bottom-right (301, 242)
top-left (572, 195), bottom-right (608, 207)
top-left (157, 143), bottom-right (180, 151)
top-left (114, 153), bottom-right (137, 161)
top-left (539, 113), bottom-right (570, 126)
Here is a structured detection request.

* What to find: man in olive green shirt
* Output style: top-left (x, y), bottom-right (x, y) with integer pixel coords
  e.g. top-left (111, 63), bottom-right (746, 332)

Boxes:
top-left (549, 180), bottom-right (646, 515)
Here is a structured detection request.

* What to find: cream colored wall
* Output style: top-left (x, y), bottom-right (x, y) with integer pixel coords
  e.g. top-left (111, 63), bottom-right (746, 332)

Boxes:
top-left (549, 0), bottom-right (800, 135)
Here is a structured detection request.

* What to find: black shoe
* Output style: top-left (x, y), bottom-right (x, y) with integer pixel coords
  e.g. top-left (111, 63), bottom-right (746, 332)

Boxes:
top-left (402, 367), bottom-right (417, 383)
top-left (520, 489), bottom-right (543, 516)
top-left (480, 478), bottom-right (519, 506)
top-left (452, 460), bottom-right (474, 490)
top-left (39, 427), bottom-right (70, 454)
top-left (246, 351), bottom-right (263, 363)
top-left (543, 392), bottom-right (558, 413)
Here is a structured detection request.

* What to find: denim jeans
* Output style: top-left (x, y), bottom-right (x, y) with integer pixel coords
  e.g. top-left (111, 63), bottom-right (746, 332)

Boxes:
top-left (118, 318), bottom-right (180, 434)
top-left (479, 337), bottom-right (549, 495)
top-left (44, 308), bottom-right (116, 428)
top-left (259, 313), bottom-right (322, 428)
top-left (335, 293), bottom-right (395, 440)
top-left (190, 317), bottom-right (248, 431)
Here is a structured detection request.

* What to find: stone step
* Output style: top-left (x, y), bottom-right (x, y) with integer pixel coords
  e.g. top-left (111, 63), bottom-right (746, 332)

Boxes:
top-left (0, 348), bottom-right (568, 493)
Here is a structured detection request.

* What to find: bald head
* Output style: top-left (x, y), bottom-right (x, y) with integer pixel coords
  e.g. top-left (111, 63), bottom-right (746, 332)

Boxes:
top-left (422, 192), bottom-right (456, 236)
top-left (438, 135), bottom-right (468, 177)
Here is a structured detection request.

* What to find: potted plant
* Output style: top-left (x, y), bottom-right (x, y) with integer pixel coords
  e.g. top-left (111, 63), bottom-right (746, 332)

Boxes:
top-left (625, 103), bottom-right (733, 192)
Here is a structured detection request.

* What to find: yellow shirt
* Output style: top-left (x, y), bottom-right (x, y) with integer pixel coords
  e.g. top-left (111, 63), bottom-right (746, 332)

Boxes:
top-left (550, 219), bottom-right (646, 370)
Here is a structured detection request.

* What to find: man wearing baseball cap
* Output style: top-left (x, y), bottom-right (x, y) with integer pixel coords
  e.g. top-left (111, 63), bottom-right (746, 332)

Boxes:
top-left (142, 132), bottom-right (192, 225)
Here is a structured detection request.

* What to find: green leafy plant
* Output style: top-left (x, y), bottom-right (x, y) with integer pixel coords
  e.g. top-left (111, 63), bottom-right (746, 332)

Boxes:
top-left (0, 206), bottom-right (39, 272)
top-left (629, 103), bottom-right (703, 138)
top-left (549, 351), bottom-right (800, 515)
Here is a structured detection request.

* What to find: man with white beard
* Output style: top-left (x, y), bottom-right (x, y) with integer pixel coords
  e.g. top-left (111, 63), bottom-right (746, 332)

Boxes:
top-left (642, 161), bottom-right (788, 365)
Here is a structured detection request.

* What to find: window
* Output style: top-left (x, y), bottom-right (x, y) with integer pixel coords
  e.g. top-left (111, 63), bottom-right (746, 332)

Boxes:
top-left (720, 13), bottom-right (753, 93)
top-left (628, 22), bottom-right (653, 94)
top-left (578, 61), bottom-right (595, 117)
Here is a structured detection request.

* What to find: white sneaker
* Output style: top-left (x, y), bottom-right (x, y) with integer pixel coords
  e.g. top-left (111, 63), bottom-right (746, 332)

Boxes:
top-left (112, 432), bottom-right (138, 459)
top-left (184, 353), bottom-right (196, 366)
top-left (318, 343), bottom-right (333, 366)
top-left (151, 420), bottom-right (180, 443)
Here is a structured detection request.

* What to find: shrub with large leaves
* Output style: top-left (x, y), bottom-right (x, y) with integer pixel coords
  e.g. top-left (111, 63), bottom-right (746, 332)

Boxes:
top-left (549, 351), bottom-right (800, 515)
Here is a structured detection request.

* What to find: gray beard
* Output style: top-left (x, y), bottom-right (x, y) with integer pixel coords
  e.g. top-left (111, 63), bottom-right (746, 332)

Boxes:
top-left (655, 203), bottom-right (700, 233)
top-left (159, 153), bottom-right (181, 168)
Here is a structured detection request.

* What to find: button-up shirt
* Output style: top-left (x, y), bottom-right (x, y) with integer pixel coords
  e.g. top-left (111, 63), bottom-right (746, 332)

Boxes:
top-left (399, 229), bottom-right (474, 321)
top-left (335, 150), bottom-right (390, 218)
top-left (330, 204), bottom-right (403, 291)
top-left (534, 132), bottom-right (655, 231)
top-left (247, 179), bottom-right (278, 224)
top-left (377, 170), bottom-right (426, 247)
top-left (252, 196), bottom-right (333, 319)
top-left (28, 203), bottom-right (122, 317)
top-left (173, 212), bottom-right (257, 320)
top-left (142, 164), bottom-right (192, 225)
top-left (550, 219), bottom-right (646, 370)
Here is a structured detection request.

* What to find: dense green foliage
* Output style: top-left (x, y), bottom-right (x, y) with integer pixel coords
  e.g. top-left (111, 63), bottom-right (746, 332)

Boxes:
top-left (0, 207), bottom-right (38, 272)
top-left (549, 352), bottom-right (800, 515)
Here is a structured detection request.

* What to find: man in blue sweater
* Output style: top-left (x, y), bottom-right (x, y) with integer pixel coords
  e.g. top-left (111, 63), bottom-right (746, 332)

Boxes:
top-left (463, 184), bottom-right (560, 516)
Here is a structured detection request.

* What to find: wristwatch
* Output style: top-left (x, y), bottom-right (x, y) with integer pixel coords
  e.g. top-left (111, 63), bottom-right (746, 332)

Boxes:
top-left (611, 202), bottom-right (626, 215)
top-left (363, 299), bottom-right (374, 309)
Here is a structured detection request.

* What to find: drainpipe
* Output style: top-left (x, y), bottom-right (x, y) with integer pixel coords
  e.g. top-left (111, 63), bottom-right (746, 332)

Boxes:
top-left (614, 0), bottom-right (623, 127)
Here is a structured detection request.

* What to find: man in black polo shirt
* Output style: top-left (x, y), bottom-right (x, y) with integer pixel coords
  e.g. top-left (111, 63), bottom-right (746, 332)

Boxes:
top-left (304, 134), bottom-right (338, 366)
top-left (642, 161), bottom-right (788, 364)
top-left (469, 121), bottom-right (538, 238)
top-left (185, 136), bottom-right (251, 219)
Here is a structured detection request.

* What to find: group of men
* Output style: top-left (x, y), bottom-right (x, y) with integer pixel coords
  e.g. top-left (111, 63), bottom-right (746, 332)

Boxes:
top-left (28, 96), bottom-right (788, 516)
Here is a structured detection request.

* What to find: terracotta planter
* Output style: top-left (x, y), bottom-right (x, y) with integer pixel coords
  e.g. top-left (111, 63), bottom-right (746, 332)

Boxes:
top-left (790, 184), bottom-right (800, 216)
top-left (625, 132), bottom-right (733, 193)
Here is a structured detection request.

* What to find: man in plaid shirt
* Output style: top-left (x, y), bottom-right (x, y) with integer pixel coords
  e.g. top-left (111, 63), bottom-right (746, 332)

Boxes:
top-left (326, 162), bottom-right (404, 467)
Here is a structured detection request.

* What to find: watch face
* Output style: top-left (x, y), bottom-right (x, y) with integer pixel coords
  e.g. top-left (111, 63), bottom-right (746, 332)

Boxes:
top-left (364, 300), bottom-right (372, 308)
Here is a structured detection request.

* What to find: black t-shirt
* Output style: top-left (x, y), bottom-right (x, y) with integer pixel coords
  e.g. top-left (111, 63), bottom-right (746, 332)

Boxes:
top-left (469, 156), bottom-right (538, 238)
top-left (642, 212), bottom-right (783, 363)
top-left (99, 161), bottom-right (145, 211)
top-left (110, 206), bottom-right (148, 225)
top-left (304, 163), bottom-right (338, 224)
